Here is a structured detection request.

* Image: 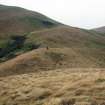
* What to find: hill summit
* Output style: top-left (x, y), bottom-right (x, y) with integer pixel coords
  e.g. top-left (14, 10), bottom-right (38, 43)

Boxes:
top-left (0, 4), bottom-right (60, 36)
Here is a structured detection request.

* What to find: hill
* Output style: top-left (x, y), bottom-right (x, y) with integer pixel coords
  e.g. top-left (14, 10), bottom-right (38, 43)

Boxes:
top-left (0, 47), bottom-right (105, 77)
top-left (0, 5), bottom-right (105, 67)
top-left (92, 26), bottom-right (105, 34)
top-left (0, 4), bottom-right (105, 105)
top-left (0, 5), bottom-right (105, 63)
top-left (0, 4), bottom-right (60, 37)
top-left (1, 25), bottom-right (105, 76)
top-left (0, 4), bottom-right (62, 62)
top-left (26, 26), bottom-right (105, 48)
top-left (1, 25), bottom-right (105, 62)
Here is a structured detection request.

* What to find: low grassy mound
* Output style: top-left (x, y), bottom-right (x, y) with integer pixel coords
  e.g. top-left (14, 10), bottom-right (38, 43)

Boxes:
top-left (0, 48), bottom-right (105, 77)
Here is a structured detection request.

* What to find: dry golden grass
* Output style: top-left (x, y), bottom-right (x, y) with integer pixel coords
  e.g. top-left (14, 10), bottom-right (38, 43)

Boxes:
top-left (0, 68), bottom-right (105, 105)
top-left (0, 48), bottom-right (105, 77)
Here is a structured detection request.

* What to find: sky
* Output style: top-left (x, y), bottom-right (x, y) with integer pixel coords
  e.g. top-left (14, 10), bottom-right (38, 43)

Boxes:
top-left (0, 0), bottom-right (105, 29)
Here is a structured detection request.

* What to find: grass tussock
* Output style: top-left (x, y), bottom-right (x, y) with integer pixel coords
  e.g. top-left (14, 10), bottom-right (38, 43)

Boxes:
top-left (95, 78), bottom-right (105, 83)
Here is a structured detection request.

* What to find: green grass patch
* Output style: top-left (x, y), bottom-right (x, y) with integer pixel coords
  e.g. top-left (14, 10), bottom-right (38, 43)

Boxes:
top-left (0, 35), bottom-right (41, 62)
top-left (95, 78), bottom-right (105, 83)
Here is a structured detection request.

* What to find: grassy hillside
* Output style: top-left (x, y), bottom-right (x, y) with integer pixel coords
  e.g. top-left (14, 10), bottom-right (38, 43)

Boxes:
top-left (26, 26), bottom-right (105, 48)
top-left (0, 4), bottom-right (62, 62)
top-left (92, 26), bottom-right (105, 34)
top-left (1, 26), bottom-right (105, 77)
top-left (0, 5), bottom-right (60, 37)
top-left (0, 5), bottom-right (105, 63)
top-left (1, 26), bottom-right (105, 62)
top-left (0, 48), bottom-right (105, 77)
top-left (1, 4), bottom-right (105, 105)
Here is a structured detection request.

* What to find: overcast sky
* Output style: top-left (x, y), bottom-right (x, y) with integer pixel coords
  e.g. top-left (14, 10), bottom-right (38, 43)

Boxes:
top-left (0, 0), bottom-right (105, 29)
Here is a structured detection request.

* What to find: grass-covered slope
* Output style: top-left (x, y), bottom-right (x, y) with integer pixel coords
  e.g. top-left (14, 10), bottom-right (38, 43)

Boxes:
top-left (92, 26), bottom-right (105, 34)
top-left (0, 4), bottom-right (60, 38)
top-left (1, 5), bottom-right (105, 105)
top-left (0, 4), bottom-right (61, 62)
top-left (0, 5), bottom-right (105, 68)
top-left (1, 26), bottom-right (105, 62)
top-left (0, 5), bottom-right (105, 62)
top-left (26, 26), bottom-right (105, 48)
top-left (0, 48), bottom-right (105, 77)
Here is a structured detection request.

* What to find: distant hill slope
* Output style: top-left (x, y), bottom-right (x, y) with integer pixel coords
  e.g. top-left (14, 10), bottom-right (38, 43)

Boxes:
top-left (26, 26), bottom-right (105, 48)
top-left (92, 26), bottom-right (105, 34)
top-left (0, 4), bottom-right (61, 38)
top-left (1, 26), bottom-right (105, 62)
